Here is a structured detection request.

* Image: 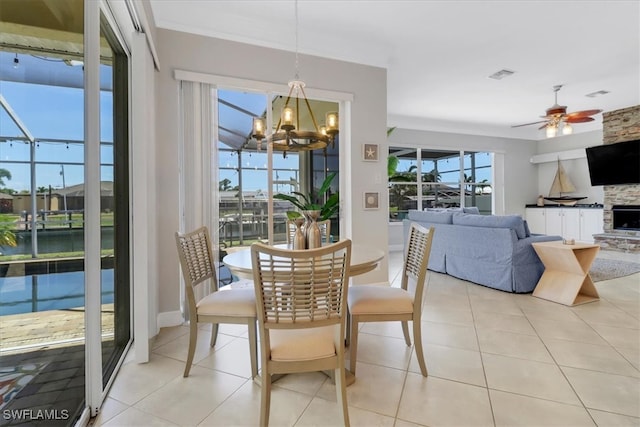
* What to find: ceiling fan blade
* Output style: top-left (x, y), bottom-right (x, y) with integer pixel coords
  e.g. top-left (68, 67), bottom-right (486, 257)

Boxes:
top-left (565, 116), bottom-right (595, 124)
top-left (511, 120), bottom-right (548, 128)
top-left (538, 123), bottom-right (549, 130)
top-left (566, 109), bottom-right (602, 118)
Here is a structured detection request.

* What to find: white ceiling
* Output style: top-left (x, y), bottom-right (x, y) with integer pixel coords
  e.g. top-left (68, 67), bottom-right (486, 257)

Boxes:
top-left (149, 0), bottom-right (640, 141)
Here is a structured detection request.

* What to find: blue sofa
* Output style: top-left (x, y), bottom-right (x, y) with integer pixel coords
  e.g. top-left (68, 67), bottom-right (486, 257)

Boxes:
top-left (402, 209), bottom-right (562, 293)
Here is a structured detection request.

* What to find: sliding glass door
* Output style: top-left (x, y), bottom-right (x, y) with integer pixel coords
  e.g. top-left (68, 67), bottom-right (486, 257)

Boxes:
top-left (0, 2), bottom-right (130, 425)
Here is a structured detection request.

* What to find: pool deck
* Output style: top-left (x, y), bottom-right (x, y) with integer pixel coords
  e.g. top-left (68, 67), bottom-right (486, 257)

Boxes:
top-left (0, 304), bottom-right (114, 353)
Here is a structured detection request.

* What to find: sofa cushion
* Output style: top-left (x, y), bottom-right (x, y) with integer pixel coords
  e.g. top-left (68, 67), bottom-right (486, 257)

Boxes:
top-left (523, 220), bottom-right (531, 237)
top-left (408, 210), bottom-right (454, 224)
top-left (463, 206), bottom-right (480, 214)
top-left (452, 213), bottom-right (527, 239)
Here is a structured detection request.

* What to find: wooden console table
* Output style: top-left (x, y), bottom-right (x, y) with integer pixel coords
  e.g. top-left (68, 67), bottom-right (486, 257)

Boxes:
top-left (531, 241), bottom-right (600, 306)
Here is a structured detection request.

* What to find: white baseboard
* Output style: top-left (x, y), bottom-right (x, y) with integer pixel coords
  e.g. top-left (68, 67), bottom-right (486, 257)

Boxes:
top-left (157, 310), bottom-right (183, 328)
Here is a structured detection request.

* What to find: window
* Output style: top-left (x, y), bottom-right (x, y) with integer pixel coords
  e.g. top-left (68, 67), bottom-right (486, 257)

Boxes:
top-left (388, 147), bottom-right (493, 221)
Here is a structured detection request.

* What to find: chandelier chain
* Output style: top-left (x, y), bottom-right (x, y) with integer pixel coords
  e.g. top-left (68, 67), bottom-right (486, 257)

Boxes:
top-left (294, 0), bottom-right (299, 80)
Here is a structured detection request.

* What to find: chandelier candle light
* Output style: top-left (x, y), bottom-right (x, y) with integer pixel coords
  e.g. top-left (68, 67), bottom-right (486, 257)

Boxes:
top-left (251, 0), bottom-right (338, 154)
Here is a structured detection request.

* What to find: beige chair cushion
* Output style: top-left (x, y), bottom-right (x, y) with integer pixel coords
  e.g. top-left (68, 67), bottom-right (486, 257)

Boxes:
top-left (197, 288), bottom-right (256, 317)
top-left (270, 326), bottom-right (337, 362)
top-left (348, 285), bottom-right (413, 315)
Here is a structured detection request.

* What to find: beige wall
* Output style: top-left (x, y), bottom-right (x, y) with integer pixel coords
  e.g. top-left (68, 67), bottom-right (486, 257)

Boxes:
top-left (154, 29), bottom-right (388, 316)
top-left (11, 194), bottom-right (61, 213)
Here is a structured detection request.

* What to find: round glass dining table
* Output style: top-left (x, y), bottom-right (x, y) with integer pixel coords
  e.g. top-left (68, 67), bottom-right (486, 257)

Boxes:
top-left (222, 242), bottom-right (385, 280)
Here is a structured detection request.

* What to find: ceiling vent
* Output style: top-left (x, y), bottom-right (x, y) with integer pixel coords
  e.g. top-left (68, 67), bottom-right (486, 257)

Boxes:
top-left (488, 69), bottom-right (515, 80)
top-left (586, 90), bottom-right (610, 98)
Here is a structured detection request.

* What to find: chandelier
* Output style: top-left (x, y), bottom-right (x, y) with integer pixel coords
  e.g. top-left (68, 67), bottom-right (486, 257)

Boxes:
top-left (250, 0), bottom-right (338, 153)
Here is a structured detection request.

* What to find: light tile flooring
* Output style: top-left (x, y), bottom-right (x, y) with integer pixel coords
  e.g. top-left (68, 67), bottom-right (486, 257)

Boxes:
top-left (94, 250), bottom-right (640, 426)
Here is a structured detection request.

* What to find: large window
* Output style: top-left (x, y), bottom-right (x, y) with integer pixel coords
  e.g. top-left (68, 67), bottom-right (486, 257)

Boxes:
top-left (388, 147), bottom-right (493, 221)
top-left (216, 88), bottom-right (339, 248)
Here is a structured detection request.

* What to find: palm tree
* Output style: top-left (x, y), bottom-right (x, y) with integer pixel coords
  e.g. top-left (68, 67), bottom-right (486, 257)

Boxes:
top-left (218, 178), bottom-right (232, 191)
top-left (0, 214), bottom-right (17, 249)
top-left (0, 168), bottom-right (12, 187)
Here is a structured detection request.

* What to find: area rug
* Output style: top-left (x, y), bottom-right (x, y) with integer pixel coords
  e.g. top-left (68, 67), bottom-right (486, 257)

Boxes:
top-left (0, 362), bottom-right (49, 410)
top-left (590, 258), bottom-right (640, 282)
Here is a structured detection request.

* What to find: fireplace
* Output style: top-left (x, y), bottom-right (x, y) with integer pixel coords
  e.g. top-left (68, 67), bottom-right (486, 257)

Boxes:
top-left (612, 205), bottom-right (640, 231)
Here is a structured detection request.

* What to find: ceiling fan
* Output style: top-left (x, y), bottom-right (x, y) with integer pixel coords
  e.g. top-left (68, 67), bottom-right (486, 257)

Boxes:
top-left (512, 85), bottom-right (602, 137)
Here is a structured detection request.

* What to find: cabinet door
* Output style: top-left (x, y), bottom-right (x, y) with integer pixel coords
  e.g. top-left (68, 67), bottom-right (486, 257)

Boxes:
top-left (525, 208), bottom-right (546, 234)
top-left (545, 209), bottom-right (563, 236)
top-left (579, 209), bottom-right (604, 243)
top-left (562, 209), bottom-right (580, 240)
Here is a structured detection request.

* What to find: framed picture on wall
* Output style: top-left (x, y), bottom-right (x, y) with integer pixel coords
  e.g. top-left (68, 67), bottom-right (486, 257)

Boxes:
top-left (362, 143), bottom-right (379, 161)
top-left (363, 192), bottom-right (379, 210)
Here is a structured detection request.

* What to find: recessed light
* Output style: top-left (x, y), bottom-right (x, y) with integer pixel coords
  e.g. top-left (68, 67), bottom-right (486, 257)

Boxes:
top-left (585, 90), bottom-right (610, 98)
top-left (488, 69), bottom-right (515, 80)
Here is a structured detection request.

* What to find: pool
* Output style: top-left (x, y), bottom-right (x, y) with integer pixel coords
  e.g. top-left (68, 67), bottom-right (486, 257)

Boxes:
top-left (0, 269), bottom-right (114, 316)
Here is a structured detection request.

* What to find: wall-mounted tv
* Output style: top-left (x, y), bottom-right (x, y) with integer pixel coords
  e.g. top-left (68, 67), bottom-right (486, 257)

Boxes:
top-left (586, 139), bottom-right (640, 186)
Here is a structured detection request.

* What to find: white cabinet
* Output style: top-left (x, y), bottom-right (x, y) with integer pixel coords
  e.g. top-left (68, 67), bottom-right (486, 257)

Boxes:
top-left (579, 209), bottom-right (604, 243)
top-left (525, 207), bottom-right (603, 242)
top-left (525, 208), bottom-right (546, 234)
top-left (545, 208), bottom-right (580, 240)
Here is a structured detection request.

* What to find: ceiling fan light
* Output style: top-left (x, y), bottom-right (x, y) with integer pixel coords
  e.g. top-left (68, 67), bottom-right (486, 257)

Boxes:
top-left (546, 124), bottom-right (557, 138)
top-left (562, 123), bottom-right (573, 135)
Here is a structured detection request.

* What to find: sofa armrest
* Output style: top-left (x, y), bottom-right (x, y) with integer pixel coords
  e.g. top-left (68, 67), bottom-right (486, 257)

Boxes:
top-left (513, 234), bottom-right (562, 265)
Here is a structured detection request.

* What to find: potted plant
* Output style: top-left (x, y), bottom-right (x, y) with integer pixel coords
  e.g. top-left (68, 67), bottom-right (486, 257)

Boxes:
top-left (274, 172), bottom-right (339, 248)
top-left (274, 172), bottom-right (339, 221)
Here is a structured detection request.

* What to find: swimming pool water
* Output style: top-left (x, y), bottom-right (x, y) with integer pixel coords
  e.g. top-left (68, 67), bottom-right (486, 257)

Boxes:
top-left (0, 269), bottom-right (114, 315)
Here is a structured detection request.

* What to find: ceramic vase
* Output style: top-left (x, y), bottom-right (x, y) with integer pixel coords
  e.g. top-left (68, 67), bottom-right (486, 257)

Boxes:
top-left (292, 217), bottom-right (306, 250)
top-left (303, 210), bottom-right (322, 249)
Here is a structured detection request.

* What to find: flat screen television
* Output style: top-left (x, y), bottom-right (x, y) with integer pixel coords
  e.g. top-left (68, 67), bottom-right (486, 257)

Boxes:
top-left (585, 139), bottom-right (640, 186)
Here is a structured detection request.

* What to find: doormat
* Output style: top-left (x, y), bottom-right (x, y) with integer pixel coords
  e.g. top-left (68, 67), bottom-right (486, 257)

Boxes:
top-left (0, 362), bottom-right (49, 410)
top-left (590, 258), bottom-right (640, 282)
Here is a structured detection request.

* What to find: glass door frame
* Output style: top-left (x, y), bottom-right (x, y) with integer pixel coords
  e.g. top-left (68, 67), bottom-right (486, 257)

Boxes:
top-left (82, 0), bottom-right (133, 420)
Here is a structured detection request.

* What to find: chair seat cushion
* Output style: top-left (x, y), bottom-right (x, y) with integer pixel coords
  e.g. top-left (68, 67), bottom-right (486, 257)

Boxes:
top-left (270, 326), bottom-right (337, 362)
top-left (197, 288), bottom-right (256, 317)
top-left (348, 285), bottom-right (413, 315)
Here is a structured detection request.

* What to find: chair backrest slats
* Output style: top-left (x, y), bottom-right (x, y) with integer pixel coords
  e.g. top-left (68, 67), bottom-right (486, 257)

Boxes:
top-left (252, 240), bottom-right (351, 328)
top-left (175, 226), bottom-right (217, 289)
top-left (402, 223), bottom-right (434, 304)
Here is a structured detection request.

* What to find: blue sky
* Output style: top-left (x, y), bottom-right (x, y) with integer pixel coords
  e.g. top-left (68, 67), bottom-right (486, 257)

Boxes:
top-left (0, 79), bottom-right (114, 193)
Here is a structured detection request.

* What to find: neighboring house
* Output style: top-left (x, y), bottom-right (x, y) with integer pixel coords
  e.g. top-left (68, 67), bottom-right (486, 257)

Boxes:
top-left (0, 192), bottom-right (12, 213)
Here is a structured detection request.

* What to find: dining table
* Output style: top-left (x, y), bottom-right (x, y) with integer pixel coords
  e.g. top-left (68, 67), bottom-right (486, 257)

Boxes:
top-left (221, 241), bottom-right (386, 386)
top-left (222, 242), bottom-right (385, 280)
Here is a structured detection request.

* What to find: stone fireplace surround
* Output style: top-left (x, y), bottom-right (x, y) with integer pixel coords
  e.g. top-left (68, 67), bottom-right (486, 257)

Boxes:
top-left (593, 105), bottom-right (640, 253)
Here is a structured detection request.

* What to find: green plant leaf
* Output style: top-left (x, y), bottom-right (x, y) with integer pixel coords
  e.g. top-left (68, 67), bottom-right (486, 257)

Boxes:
top-left (387, 155), bottom-right (399, 177)
top-left (320, 193), bottom-right (339, 220)
top-left (317, 172), bottom-right (337, 199)
top-left (286, 211), bottom-right (302, 220)
top-left (273, 193), bottom-right (305, 211)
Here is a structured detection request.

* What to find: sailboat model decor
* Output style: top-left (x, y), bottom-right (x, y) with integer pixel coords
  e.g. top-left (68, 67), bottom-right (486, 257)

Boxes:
top-left (544, 158), bottom-right (587, 206)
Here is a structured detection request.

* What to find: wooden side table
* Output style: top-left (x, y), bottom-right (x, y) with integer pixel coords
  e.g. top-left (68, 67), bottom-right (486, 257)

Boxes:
top-left (531, 241), bottom-right (600, 306)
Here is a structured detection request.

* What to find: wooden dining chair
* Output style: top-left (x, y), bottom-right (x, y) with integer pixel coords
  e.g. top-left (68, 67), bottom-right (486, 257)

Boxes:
top-left (175, 226), bottom-right (258, 379)
top-left (251, 239), bottom-right (352, 427)
top-left (286, 219), bottom-right (331, 244)
top-left (347, 222), bottom-right (434, 376)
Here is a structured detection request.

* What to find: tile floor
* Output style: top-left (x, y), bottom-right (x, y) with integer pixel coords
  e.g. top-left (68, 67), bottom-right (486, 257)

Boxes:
top-left (94, 250), bottom-right (640, 426)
